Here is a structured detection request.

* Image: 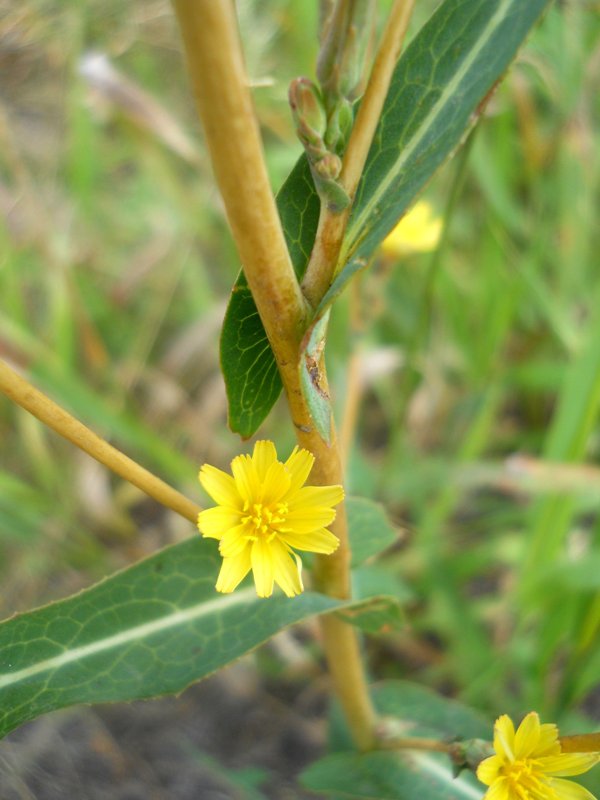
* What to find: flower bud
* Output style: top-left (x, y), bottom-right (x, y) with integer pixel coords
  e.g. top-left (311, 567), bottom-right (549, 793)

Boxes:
top-left (289, 77), bottom-right (327, 150)
top-left (313, 152), bottom-right (342, 181)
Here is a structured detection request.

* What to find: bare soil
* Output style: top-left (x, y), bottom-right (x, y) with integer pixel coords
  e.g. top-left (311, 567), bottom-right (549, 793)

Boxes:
top-left (0, 662), bottom-right (327, 800)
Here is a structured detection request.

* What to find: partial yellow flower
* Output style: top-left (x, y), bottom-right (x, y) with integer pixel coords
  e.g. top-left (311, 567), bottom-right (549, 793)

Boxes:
top-left (477, 712), bottom-right (600, 800)
top-left (380, 200), bottom-right (442, 257)
top-left (197, 440), bottom-right (343, 598)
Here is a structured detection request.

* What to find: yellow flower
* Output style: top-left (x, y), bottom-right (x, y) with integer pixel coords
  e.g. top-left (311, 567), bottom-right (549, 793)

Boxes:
top-left (197, 440), bottom-right (343, 598)
top-left (380, 200), bottom-right (442, 257)
top-left (477, 712), bottom-right (600, 800)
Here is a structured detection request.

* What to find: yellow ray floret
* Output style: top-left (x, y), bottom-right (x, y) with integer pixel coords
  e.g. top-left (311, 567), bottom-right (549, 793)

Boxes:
top-left (197, 440), bottom-right (344, 598)
top-left (477, 712), bottom-right (600, 800)
top-left (380, 199), bottom-right (442, 257)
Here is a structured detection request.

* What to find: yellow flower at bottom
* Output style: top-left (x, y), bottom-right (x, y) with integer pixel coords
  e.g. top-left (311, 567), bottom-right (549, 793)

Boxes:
top-left (380, 200), bottom-right (442, 257)
top-left (477, 712), bottom-right (600, 800)
top-left (197, 440), bottom-right (344, 598)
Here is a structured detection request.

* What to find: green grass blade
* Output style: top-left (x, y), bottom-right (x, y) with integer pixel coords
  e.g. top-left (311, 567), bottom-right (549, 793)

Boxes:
top-left (520, 309), bottom-right (600, 584)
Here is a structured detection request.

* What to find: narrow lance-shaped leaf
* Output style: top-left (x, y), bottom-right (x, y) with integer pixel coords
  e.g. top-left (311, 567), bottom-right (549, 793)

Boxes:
top-left (0, 521), bottom-right (400, 740)
top-left (0, 536), bottom-right (347, 740)
top-left (221, 0), bottom-right (551, 438)
top-left (318, 0), bottom-right (552, 315)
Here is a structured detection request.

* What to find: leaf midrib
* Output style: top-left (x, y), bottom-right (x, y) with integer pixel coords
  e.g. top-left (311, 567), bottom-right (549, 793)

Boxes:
top-left (412, 753), bottom-right (483, 799)
top-left (0, 588), bottom-right (256, 690)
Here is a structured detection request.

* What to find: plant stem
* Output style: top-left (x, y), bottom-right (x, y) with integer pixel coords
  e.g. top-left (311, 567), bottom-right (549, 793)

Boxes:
top-left (302, 0), bottom-right (415, 307)
top-left (559, 733), bottom-right (600, 753)
top-left (171, 0), bottom-right (376, 750)
top-left (380, 736), bottom-right (453, 753)
top-left (291, 396), bottom-right (376, 751)
top-left (171, 0), bottom-right (309, 375)
top-left (0, 359), bottom-right (201, 523)
top-left (340, 0), bottom-right (414, 199)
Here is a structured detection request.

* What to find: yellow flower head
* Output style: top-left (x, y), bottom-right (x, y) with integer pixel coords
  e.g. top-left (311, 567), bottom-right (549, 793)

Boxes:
top-left (380, 200), bottom-right (442, 257)
top-left (477, 712), bottom-right (600, 800)
top-left (197, 440), bottom-right (344, 598)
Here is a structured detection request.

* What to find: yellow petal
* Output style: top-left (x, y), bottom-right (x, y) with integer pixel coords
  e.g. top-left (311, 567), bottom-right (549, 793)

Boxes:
top-left (285, 446), bottom-right (315, 493)
top-left (482, 777), bottom-right (510, 800)
top-left (251, 440), bottom-right (278, 482)
top-left (231, 453), bottom-right (260, 506)
top-left (494, 715), bottom-right (516, 762)
top-left (548, 778), bottom-right (598, 800)
top-left (199, 464), bottom-right (241, 507)
top-left (380, 201), bottom-right (442, 257)
top-left (251, 537), bottom-right (274, 598)
top-left (534, 723), bottom-right (561, 757)
top-left (284, 505), bottom-right (337, 533)
top-left (261, 460), bottom-right (291, 505)
top-left (281, 528), bottom-right (339, 554)
top-left (218, 525), bottom-right (250, 558)
top-left (215, 549), bottom-right (251, 593)
top-left (477, 755), bottom-right (503, 786)
top-left (514, 712), bottom-right (541, 759)
top-left (538, 754), bottom-right (600, 777)
top-left (287, 485), bottom-right (345, 511)
top-left (270, 539), bottom-right (303, 597)
top-left (197, 506), bottom-right (242, 539)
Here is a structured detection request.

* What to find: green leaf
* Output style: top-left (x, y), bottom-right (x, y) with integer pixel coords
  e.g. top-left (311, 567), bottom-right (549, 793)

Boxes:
top-left (339, 598), bottom-right (403, 635)
top-left (343, 566), bottom-right (412, 634)
top-left (220, 0), bottom-right (550, 438)
top-left (319, 0), bottom-right (551, 316)
top-left (344, 497), bottom-right (407, 633)
top-left (299, 309), bottom-right (333, 443)
top-left (220, 158), bottom-right (319, 437)
top-left (302, 749), bottom-right (484, 800)
top-left (0, 535), bottom-right (399, 739)
top-left (301, 681), bottom-right (489, 799)
top-left (0, 536), bottom-right (347, 739)
top-left (347, 496), bottom-right (398, 567)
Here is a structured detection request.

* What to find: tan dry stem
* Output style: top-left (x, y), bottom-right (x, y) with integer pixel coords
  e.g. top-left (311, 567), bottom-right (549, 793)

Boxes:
top-left (0, 359), bottom-right (202, 523)
top-left (560, 734), bottom-right (600, 753)
top-left (171, 0), bottom-right (376, 750)
top-left (302, 0), bottom-right (415, 308)
top-left (273, 342), bottom-right (376, 750)
top-left (380, 736), bottom-right (453, 753)
top-left (171, 0), bottom-right (308, 372)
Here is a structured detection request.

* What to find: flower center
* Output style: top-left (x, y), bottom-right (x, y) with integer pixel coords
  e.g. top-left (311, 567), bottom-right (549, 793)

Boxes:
top-left (242, 502), bottom-right (288, 542)
top-left (502, 760), bottom-right (558, 800)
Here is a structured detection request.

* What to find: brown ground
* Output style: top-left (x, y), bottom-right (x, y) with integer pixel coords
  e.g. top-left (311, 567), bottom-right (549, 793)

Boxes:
top-left (0, 662), bottom-right (327, 800)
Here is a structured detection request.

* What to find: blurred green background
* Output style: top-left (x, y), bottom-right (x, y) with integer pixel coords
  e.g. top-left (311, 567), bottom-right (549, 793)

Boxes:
top-left (1, 0), bottom-right (599, 749)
